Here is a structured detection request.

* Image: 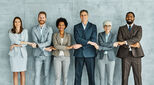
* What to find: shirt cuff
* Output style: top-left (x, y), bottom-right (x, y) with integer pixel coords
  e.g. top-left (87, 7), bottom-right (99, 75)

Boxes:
top-left (125, 41), bottom-right (128, 45)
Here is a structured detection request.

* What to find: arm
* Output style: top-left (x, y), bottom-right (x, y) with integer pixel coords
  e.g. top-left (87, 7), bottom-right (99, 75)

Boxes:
top-left (9, 30), bottom-right (22, 45)
top-left (67, 34), bottom-right (71, 46)
top-left (74, 25), bottom-right (88, 46)
top-left (117, 27), bottom-right (129, 48)
top-left (53, 33), bottom-right (67, 50)
top-left (126, 26), bottom-right (142, 45)
top-left (9, 29), bottom-right (28, 46)
top-left (98, 33), bottom-right (116, 51)
top-left (31, 28), bottom-right (44, 50)
top-left (21, 29), bottom-right (28, 47)
top-left (90, 25), bottom-right (97, 42)
top-left (37, 27), bottom-right (53, 48)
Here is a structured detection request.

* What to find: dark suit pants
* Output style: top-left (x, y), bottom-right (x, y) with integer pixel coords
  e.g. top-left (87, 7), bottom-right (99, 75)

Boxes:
top-left (122, 52), bottom-right (142, 85)
top-left (74, 57), bottom-right (95, 85)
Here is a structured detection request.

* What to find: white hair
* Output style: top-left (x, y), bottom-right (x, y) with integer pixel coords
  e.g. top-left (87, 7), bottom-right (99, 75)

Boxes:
top-left (103, 20), bottom-right (112, 27)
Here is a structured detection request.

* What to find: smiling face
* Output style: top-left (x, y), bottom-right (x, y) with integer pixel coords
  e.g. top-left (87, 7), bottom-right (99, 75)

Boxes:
top-left (80, 11), bottom-right (88, 23)
top-left (126, 13), bottom-right (135, 25)
top-left (38, 14), bottom-right (46, 25)
top-left (104, 25), bottom-right (111, 33)
top-left (14, 18), bottom-right (21, 31)
top-left (58, 22), bottom-right (66, 31)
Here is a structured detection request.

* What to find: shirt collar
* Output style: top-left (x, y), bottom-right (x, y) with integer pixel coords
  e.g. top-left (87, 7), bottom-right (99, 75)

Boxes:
top-left (39, 24), bottom-right (46, 30)
top-left (82, 21), bottom-right (88, 29)
top-left (127, 23), bottom-right (134, 28)
top-left (105, 32), bottom-right (110, 36)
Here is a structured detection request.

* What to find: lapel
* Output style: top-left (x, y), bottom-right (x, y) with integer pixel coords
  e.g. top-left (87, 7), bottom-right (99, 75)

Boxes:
top-left (108, 32), bottom-right (112, 42)
top-left (130, 24), bottom-right (136, 34)
top-left (84, 22), bottom-right (90, 31)
top-left (79, 23), bottom-right (85, 31)
top-left (102, 32), bottom-right (112, 42)
top-left (42, 24), bottom-right (48, 37)
top-left (34, 25), bottom-right (41, 39)
top-left (57, 32), bottom-right (67, 45)
top-left (124, 24), bottom-right (136, 37)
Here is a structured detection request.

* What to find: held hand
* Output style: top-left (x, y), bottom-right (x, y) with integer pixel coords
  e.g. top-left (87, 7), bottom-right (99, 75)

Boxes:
top-left (130, 42), bottom-right (140, 48)
top-left (87, 41), bottom-right (95, 46)
top-left (10, 44), bottom-right (22, 50)
top-left (31, 43), bottom-right (37, 48)
top-left (72, 44), bottom-right (82, 49)
top-left (45, 47), bottom-right (52, 52)
top-left (49, 46), bottom-right (56, 50)
top-left (10, 45), bottom-right (15, 50)
top-left (94, 43), bottom-right (99, 49)
top-left (50, 46), bottom-right (56, 51)
top-left (117, 41), bottom-right (126, 46)
top-left (66, 46), bottom-right (73, 50)
top-left (20, 41), bottom-right (28, 45)
top-left (113, 42), bottom-right (119, 47)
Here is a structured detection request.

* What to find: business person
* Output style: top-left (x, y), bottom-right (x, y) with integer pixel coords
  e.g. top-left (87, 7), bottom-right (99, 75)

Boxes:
top-left (51, 17), bottom-right (73, 85)
top-left (73, 9), bottom-right (97, 85)
top-left (116, 12), bottom-right (144, 85)
top-left (8, 17), bottom-right (32, 85)
top-left (31, 11), bottom-right (53, 85)
top-left (94, 20), bottom-right (116, 85)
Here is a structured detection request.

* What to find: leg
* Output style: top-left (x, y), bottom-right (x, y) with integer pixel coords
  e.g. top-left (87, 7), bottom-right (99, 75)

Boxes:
top-left (85, 57), bottom-right (95, 85)
top-left (97, 59), bottom-right (105, 85)
top-left (13, 72), bottom-right (18, 85)
top-left (54, 57), bottom-right (62, 85)
top-left (122, 57), bottom-right (131, 85)
top-left (106, 61), bottom-right (115, 85)
top-left (20, 71), bottom-right (26, 85)
top-left (35, 57), bottom-right (43, 85)
top-left (62, 57), bottom-right (70, 85)
top-left (74, 57), bottom-right (84, 85)
top-left (44, 56), bottom-right (52, 85)
top-left (132, 58), bottom-right (142, 85)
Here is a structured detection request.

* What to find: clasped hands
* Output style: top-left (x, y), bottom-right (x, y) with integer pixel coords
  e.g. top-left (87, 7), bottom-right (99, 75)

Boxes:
top-left (44, 44), bottom-right (83, 52)
top-left (113, 41), bottom-right (140, 48)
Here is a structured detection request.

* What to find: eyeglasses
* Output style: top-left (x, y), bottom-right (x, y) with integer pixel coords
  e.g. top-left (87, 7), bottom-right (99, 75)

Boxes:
top-left (104, 25), bottom-right (111, 27)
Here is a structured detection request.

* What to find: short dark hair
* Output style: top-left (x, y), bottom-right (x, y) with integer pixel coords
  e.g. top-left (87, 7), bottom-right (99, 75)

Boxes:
top-left (56, 17), bottom-right (68, 28)
top-left (80, 9), bottom-right (88, 15)
top-left (126, 12), bottom-right (135, 17)
top-left (38, 11), bottom-right (47, 18)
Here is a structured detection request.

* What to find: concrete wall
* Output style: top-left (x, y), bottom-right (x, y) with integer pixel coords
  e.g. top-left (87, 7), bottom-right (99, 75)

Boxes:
top-left (0, 0), bottom-right (154, 85)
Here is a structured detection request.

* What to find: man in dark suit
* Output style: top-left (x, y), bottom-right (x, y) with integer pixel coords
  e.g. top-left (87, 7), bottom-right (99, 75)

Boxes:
top-left (116, 12), bottom-right (144, 85)
top-left (73, 9), bottom-right (97, 85)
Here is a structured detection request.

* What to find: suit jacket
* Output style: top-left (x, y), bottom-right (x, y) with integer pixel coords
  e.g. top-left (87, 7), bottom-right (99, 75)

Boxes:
top-left (52, 32), bottom-right (71, 57)
top-left (117, 24), bottom-right (144, 58)
top-left (32, 24), bottom-right (53, 57)
top-left (97, 32), bottom-right (116, 61)
top-left (73, 22), bottom-right (97, 58)
top-left (8, 29), bottom-right (28, 58)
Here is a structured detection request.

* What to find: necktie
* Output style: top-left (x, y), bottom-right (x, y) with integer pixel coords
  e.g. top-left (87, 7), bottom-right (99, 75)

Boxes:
top-left (129, 26), bottom-right (131, 32)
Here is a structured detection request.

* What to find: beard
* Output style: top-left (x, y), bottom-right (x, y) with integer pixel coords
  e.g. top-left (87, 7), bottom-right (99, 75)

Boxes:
top-left (39, 20), bottom-right (45, 25)
top-left (126, 20), bottom-right (134, 24)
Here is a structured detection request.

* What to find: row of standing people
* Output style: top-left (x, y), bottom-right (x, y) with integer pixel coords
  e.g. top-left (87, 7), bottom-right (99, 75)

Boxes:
top-left (8, 9), bottom-right (144, 85)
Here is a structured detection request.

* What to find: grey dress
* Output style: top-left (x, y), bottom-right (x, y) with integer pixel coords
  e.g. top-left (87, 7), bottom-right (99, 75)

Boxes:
top-left (8, 29), bottom-right (28, 72)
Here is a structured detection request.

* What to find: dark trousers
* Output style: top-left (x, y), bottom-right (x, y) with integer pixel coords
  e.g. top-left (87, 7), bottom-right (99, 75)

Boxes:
top-left (74, 57), bottom-right (95, 85)
top-left (122, 52), bottom-right (142, 85)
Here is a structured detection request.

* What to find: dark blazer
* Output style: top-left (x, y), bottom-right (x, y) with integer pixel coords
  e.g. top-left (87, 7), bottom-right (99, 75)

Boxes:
top-left (117, 24), bottom-right (144, 58)
top-left (73, 22), bottom-right (97, 58)
top-left (97, 32), bottom-right (116, 61)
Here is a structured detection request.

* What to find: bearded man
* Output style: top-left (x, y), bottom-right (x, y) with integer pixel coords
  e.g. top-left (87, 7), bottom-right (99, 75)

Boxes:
top-left (31, 11), bottom-right (53, 85)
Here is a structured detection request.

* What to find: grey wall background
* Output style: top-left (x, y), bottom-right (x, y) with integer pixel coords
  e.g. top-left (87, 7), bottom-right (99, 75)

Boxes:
top-left (0, 0), bottom-right (154, 85)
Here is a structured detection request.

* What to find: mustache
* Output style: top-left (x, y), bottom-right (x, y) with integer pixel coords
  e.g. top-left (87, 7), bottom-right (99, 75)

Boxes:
top-left (39, 20), bottom-right (45, 22)
top-left (126, 20), bottom-right (134, 24)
